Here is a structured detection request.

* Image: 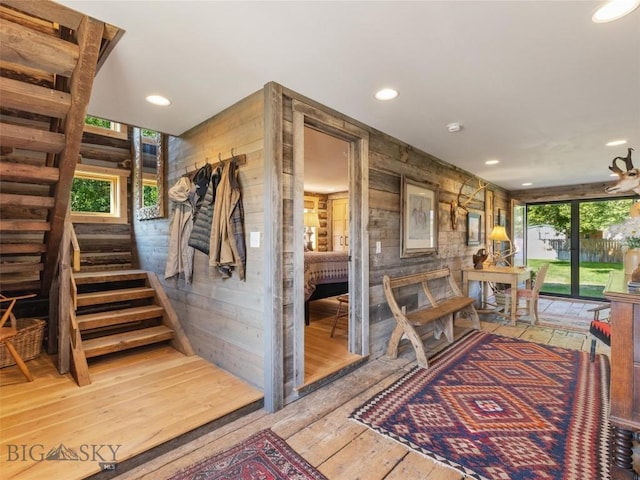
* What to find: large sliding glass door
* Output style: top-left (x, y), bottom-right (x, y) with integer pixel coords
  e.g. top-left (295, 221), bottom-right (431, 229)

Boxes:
top-left (526, 198), bottom-right (632, 299)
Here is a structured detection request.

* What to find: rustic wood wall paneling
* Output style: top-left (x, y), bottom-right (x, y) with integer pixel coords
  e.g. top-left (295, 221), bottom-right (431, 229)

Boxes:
top-left (274, 84), bottom-right (509, 403)
top-left (134, 90), bottom-right (266, 391)
top-left (262, 82), bottom-right (284, 412)
top-left (72, 127), bottom-right (133, 272)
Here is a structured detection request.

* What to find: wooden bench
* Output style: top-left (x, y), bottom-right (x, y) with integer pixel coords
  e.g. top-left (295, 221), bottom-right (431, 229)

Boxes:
top-left (383, 267), bottom-right (480, 368)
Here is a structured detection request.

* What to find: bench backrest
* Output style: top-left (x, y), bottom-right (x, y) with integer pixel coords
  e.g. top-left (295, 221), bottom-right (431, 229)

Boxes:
top-left (383, 267), bottom-right (463, 318)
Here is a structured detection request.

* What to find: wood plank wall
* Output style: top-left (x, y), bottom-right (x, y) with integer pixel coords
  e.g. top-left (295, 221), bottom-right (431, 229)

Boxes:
top-left (129, 83), bottom-right (509, 402)
top-left (278, 87), bottom-right (509, 400)
top-left (133, 91), bottom-right (266, 389)
top-left (365, 134), bottom-right (509, 359)
top-left (74, 129), bottom-right (133, 270)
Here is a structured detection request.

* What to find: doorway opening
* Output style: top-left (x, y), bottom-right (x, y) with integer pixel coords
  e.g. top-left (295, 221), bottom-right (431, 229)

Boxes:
top-left (290, 100), bottom-right (370, 391)
top-left (302, 126), bottom-right (361, 386)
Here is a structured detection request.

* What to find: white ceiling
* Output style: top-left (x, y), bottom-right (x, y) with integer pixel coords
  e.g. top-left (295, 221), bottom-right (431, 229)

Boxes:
top-left (58, 1), bottom-right (640, 192)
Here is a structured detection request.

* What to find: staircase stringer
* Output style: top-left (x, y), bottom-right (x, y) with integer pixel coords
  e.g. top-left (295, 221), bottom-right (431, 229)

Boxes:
top-left (69, 305), bottom-right (91, 386)
top-left (146, 272), bottom-right (195, 356)
top-left (41, 16), bottom-right (105, 297)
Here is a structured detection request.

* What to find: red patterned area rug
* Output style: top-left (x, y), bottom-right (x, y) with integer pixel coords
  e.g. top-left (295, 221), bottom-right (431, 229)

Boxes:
top-left (168, 429), bottom-right (327, 480)
top-left (351, 331), bottom-right (611, 480)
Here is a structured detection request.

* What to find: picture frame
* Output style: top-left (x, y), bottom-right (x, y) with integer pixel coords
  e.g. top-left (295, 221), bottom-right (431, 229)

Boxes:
top-left (401, 176), bottom-right (439, 258)
top-left (498, 208), bottom-right (506, 227)
top-left (467, 212), bottom-right (482, 246)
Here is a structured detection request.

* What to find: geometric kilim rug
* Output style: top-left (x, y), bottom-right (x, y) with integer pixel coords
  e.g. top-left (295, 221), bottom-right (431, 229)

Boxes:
top-left (350, 331), bottom-right (611, 480)
top-left (167, 429), bottom-right (327, 480)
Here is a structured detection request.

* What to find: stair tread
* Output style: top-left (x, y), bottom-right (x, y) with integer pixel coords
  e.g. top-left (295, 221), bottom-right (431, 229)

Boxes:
top-left (83, 326), bottom-right (174, 358)
top-left (77, 305), bottom-right (165, 330)
top-left (74, 269), bottom-right (148, 284)
top-left (76, 286), bottom-right (155, 307)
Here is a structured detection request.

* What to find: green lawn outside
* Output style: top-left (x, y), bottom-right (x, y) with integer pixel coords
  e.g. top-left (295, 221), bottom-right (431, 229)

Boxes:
top-left (528, 258), bottom-right (622, 298)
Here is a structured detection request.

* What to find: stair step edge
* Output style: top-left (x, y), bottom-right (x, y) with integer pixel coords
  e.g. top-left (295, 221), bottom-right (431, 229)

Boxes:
top-left (77, 305), bottom-right (165, 330)
top-left (83, 326), bottom-right (174, 358)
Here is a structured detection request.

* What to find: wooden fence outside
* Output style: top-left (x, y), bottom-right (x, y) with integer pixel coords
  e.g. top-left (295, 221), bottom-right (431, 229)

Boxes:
top-left (545, 238), bottom-right (623, 263)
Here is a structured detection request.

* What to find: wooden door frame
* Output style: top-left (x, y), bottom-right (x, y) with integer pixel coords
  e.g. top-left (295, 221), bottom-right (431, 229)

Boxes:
top-left (292, 100), bottom-right (370, 389)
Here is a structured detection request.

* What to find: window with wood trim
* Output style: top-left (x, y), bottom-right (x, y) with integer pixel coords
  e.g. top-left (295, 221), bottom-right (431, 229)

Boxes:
top-left (83, 115), bottom-right (128, 140)
top-left (70, 165), bottom-right (129, 224)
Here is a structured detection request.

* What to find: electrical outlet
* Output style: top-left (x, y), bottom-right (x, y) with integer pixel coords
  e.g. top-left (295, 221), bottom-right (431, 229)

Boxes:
top-left (376, 241), bottom-right (381, 254)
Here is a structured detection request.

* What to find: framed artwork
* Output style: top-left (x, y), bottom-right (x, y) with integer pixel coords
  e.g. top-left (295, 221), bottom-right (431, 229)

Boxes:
top-left (401, 176), bottom-right (439, 257)
top-left (498, 208), bottom-right (506, 227)
top-left (467, 212), bottom-right (482, 246)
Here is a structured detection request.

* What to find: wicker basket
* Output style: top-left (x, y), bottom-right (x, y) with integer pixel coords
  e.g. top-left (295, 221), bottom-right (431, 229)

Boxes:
top-left (0, 318), bottom-right (45, 368)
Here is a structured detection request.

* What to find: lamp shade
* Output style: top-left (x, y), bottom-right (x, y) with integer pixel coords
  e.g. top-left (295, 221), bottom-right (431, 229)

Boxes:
top-left (489, 225), bottom-right (510, 242)
top-left (304, 212), bottom-right (320, 228)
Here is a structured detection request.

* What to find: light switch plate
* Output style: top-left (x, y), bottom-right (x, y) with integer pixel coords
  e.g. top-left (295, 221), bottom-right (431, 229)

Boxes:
top-left (250, 231), bottom-right (260, 248)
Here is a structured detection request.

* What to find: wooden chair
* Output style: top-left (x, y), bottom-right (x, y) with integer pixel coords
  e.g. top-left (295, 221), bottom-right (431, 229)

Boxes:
top-left (331, 294), bottom-right (349, 337)
top-left (588, 304), bottom-right (611, 362)
top-left (503, 263), bottom-right (550, 324)
top-left (0, 293), bottom-right (37, 382)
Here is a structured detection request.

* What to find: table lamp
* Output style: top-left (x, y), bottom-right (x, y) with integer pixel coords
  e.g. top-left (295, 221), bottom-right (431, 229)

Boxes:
top-left (489, 225), bottom-right (513, 265)
top-left (304, 211), bottom-right (320, 251)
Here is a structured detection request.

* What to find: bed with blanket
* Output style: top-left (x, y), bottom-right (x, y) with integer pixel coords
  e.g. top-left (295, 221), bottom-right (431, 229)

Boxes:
top-left (304, 251), bottom-right (349, 324)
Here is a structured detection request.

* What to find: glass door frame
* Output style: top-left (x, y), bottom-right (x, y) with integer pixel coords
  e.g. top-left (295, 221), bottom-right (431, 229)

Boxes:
top-left (525, 196), bottom-right (633, 300)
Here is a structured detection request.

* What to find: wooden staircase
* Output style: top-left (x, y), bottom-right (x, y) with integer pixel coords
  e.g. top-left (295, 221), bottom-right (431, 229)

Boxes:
top-left (0, 0), bottom-right (123, 296)
top-left (70, 270), bottom-right (194, 386)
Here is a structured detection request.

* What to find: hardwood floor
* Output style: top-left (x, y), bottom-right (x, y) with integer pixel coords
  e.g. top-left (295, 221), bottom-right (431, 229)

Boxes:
top-left (0, 346), bottom-right (263, 480)
top-left (1, 298), bottom-right (631, 479)
top-left (303, 297), bottom-right (363, 387)
top-left (111, 308), bottom-right (629, 480)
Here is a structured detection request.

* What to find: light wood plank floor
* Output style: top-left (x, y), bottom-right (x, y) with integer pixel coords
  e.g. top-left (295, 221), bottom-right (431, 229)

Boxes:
top-left (0, 346), bottom-right (263, 480)
top-left (0, 298), bottom-right (628, 479)
top-left (112, 309), bottom-right (630, 480)
top-left (304, 297), bottom-right (363, 387)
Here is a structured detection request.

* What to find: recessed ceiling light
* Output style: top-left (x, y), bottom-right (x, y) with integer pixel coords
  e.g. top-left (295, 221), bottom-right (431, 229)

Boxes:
top-left (592, 0), bottom-right (640, 23)
top-left (606, 139), bottom-right (627, 146)
top-left (374, 88), bottom-right (399, 101)
top-left (446, 122), bottom-right (462, 133)
top-left (521, 182), bottom-right (533, 186)
top-left (485, 159), bottom-right (500, 165)
top-left (145, 94), bottom-right (171, 106)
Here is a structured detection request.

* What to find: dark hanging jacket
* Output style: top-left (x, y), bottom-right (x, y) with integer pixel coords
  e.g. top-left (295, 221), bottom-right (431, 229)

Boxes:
top-left (188, 165), bottom-right (221, 255)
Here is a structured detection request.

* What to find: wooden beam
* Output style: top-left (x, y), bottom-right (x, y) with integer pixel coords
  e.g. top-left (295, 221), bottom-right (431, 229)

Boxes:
top-left (0, 220), bottom-right (50, 231)
top-left (0, 262), bottom-right (43, 273)
top-left (1, 0), bottom-right (122, 42)
top-left (41, 16), bottom-right (104, 296)
top-left (79, 142), bottom-right (131, 163)
top-left (0, 76), bottom-right (71, 118)
top-left (0, 122), bottom-right (65, 153)
top-left (0, 192), bottom-right (55, 208)
top-left (0, 160), bottom-right (59, 183)
top-left (0, 279), bottom-right (40, 292)
top-left (0, 17), bottom-right (79, 76)
top-left (0, 243), bottom-right (46, 254)
top-left (0, 59), bottom-right (54, 88)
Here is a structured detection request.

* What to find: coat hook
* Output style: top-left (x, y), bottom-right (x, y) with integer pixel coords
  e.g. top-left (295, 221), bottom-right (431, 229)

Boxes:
top-left (218, 152), bottom-right (223, 166)
top-left (230, 148), bottom-right (235, 158)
